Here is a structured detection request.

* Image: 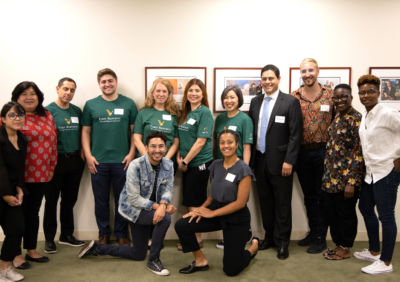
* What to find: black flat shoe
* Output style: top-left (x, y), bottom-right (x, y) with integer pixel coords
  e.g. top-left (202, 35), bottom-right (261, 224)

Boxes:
top-left (13, 261), bottom-right (31, 270)
top-left (25, 254), bottom-right (49, 263)
top-left (179, 261), bottom-right (209, 274)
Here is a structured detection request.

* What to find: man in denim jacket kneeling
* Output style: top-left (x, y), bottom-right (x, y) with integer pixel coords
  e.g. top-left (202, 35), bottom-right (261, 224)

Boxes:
top-left (78, 131), bottom-right (176, 276)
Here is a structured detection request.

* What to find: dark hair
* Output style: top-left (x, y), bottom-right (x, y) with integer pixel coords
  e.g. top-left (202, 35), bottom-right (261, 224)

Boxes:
top-left (334, 83), bottom-right (352, 95)
top-left (357, 74), bottom-right (380, 89)
top-left (261, 64), bottom-right (280, 78)
top-left (58, 77), bottom-right (76, 88)
top-left (11, 81), bottom-right (46, 116)
top-left (179, 78), bottom-right (209, 124)
top-left (145, 131), bottom-right (167, 146)
top-left (1, 101), bottom-right (25, 118)
top-left (221, 85), bottom-right (244, 109)
top-left (97, 68), bottom-right (118, 83)
top-left (218, 129), bottom-right (240, 144)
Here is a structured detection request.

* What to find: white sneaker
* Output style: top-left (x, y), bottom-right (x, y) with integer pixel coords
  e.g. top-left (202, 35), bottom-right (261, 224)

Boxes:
top-left (354, 249), bottom-right (380, 262)
top-left (362, 260), bottom-right (393, 275)
top-left (0, 266), bottom-right (24, 281)
top-left (0, 276), bottom-right (12, 282)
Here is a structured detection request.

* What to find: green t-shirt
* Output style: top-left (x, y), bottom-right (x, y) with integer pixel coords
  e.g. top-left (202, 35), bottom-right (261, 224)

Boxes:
top-left (46, 102), bottom-right (82, 154)
top-left (134, 107), bottom-right (178, 155)
top-left (214, 111), bottom-right (254, 160)
top-left (178, 105), bottom-right (213, 167)
top-left (82, 94), bottom-right (138, 163)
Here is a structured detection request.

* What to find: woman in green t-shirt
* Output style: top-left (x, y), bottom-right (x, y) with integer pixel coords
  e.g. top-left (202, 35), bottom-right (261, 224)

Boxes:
top-left (177, 79), bottom-right (214, 249)
top-left (214, 85), bottom-right (254, 165)
top-left (133, 78), bottom-right (180, 159)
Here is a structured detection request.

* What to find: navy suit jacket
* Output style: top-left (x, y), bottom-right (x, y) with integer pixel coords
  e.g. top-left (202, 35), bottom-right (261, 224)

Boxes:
top-left (248, 91), bottom-right (303, 175)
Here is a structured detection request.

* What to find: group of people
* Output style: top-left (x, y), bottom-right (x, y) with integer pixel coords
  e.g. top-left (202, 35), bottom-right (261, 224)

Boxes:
top-left (0, 58), bottom-right (399, 280)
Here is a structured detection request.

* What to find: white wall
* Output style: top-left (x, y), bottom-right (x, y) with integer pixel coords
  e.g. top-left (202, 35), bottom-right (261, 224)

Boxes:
top-left (1, 0), bottom-right (399, 240)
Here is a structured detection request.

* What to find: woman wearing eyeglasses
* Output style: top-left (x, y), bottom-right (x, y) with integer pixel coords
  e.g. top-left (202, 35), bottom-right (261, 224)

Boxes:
top-left (0, 102), bottom-right (27, 282)
top-left (353, 75), bottom-right (400, 275)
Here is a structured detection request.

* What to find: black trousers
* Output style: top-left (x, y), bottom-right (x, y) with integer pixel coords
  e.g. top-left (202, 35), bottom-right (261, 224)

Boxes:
top-left (43, 153), bottom-right (84, 241)
top-left (0, 202), bottom-right (24, 261)
top-left (323, 191), bottom-right (358, 248)
top-left (254, 152), bottom-right (293, 245)
top-left (22, 182), bottom-right (47, 250)
top-left (175, 204), bottom-right (252, 277)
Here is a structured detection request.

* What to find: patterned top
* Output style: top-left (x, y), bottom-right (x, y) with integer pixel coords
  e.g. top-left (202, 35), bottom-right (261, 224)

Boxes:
top-left (292, 85), bottom-right (334, 145)
top-left (20, 111), bottom-right (57, 183)
top-left (321, 107), bottom-right (364, 193)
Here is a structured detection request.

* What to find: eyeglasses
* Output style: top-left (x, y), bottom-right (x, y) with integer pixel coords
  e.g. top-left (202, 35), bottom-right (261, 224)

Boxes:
top-left (332, 95), bottom-right (351, 101)
top-left (7, 112), bottom-right (26, 120)
top-left (358, 89), bottom-right (378, 96)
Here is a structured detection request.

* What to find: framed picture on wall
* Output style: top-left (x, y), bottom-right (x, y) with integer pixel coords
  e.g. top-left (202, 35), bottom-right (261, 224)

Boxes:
top-left (145, 67), bottom-right (207, 105)
top-left (369, 67), bottom-right (400, 102)
top-left (214, 67), bottom-right (262, 113)
top-left (289, 67), bottom-right (352, 93)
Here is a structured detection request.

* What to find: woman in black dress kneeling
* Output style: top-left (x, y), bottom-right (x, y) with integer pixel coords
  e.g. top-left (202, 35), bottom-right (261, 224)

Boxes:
top-left (175, 129), bottom-right (258, 276)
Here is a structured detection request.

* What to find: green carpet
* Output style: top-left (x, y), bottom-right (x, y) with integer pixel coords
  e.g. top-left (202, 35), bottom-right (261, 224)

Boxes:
top-left (8, 241), bottom-right (400, 281)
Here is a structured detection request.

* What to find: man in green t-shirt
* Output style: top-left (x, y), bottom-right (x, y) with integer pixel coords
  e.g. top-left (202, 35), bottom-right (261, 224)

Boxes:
top-left (82, 68), bottom-right (138, 246)
top-left (43, 77), bottom-right (85, 254)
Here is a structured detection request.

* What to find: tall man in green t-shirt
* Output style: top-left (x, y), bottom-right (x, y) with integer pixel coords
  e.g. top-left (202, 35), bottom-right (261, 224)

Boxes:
top-left (82, 68), bottom-right (138, 245)
top-left (44, 77), bottom-right (85, 254)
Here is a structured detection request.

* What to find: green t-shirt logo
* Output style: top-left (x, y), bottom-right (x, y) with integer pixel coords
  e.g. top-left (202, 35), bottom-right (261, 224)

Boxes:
top-left (157, 119), bottom-right (165, 127)
top-left (106, 109), bottom-right (113, 116)
top-left (65, 118), bottom-right (71, 125)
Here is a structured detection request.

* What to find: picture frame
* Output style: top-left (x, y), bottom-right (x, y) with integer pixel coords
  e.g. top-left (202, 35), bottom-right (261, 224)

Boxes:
top-left (214, 67), bottom-right (262, 113)
top-left (145, 67), bottom-right (207, 105)
top-left (289, 67), bottom-right (352, 93)
top-left (369, 67), bottom-right (400, 102)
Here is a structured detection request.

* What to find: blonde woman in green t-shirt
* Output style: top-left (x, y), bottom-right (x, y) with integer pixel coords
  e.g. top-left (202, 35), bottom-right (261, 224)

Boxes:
top-left (133, 78), bottom-right (180, 159)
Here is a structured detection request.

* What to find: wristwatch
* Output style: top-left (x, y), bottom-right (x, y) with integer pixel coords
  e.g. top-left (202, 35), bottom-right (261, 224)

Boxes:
top-left (182, 160), bottom-right (188, 166)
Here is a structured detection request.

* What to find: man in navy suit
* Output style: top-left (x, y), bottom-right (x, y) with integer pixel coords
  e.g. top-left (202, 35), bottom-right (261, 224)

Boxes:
top-left (248, 64), bottom-right (302, 259)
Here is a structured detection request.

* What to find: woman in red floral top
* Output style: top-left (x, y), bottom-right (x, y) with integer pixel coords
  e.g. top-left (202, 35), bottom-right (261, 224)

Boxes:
top-left (11, 81), bottom-right (57, 269)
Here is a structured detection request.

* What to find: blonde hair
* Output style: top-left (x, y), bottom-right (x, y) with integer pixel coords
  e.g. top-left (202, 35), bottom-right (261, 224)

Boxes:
top-left (300, 58), bottom-right (319, 69)
top-left (144, 78), bottom-right (181, 117)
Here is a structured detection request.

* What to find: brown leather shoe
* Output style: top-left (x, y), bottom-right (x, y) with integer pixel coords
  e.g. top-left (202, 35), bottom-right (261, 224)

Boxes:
top-left (98, 236), bottom-right (110, 245)
top-left (117, 237), bottom-right (130, 246)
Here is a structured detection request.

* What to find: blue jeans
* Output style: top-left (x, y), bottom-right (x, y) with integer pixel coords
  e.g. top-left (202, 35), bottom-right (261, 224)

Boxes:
top-left (91, 163), bottom-right (127, 239)
top-left (296, 147), bottom-right (328, 239)
top-left (358, 169), bottom-right (400, 262)
top-left (95, 210), bottom-right (171, 262)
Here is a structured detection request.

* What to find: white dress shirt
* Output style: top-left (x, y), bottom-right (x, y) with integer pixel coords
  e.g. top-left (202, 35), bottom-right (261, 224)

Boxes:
top-left (256, 89), bottom-right (279, 151)
top-left (359, 103), bottom-right (400, 183)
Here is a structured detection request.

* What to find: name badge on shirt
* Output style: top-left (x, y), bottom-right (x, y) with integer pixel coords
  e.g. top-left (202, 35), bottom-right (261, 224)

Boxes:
top-left (187, 118), bottom-right (196, 125)
top-left (114, 108), bottom-right (124, 115)
top-left (275, 116), bottom-right (285, 123)
top-left (162, 114), bottom-right (171, 121)
top-left (228, 125), bottom-right (237, 131)
top-left (199, 164), bottom-right (206, 171)
top-left (70, 117), bottom-right (79, 124)
top-left (225, 173), bottom-right (236, 182)
top-left (320, 105), bottom-right (330, 112)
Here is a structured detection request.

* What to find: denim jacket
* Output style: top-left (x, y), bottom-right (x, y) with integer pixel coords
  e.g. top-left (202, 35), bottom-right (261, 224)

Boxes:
top-left (118, 154), bottom-right (174, 223)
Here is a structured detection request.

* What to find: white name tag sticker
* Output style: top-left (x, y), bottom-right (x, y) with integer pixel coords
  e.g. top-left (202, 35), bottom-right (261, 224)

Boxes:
top-left (114, 108), bottom-right (124, 115)
top-left (320, 105), bottom-right (330, 112)
top-left (187, 118), bottom-right (196, 125)
top-left (198, 164), bottom-right (206, 171)
top-left (162, 114), bottom-right (171, 121)
top-left (70, 117), bottom-right (79, 124)
top-left (228, 125), bottom-right (237, 131)
top-left (225, 173), bottom-right (236, 182)
top-left (275, 116), bottom-right (285, 123)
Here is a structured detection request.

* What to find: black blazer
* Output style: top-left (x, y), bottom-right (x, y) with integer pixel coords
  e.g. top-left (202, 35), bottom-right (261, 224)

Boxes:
top-left (248, 91), bottom-right (302, 174)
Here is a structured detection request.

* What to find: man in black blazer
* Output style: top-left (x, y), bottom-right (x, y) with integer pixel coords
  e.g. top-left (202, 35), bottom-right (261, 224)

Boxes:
top-left (248, 64), bottom-right (302, 259)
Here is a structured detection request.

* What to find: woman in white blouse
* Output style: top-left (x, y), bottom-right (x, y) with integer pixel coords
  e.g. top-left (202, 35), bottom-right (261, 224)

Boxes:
top-left (353, 74), bottom-right (400, 275)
